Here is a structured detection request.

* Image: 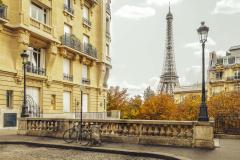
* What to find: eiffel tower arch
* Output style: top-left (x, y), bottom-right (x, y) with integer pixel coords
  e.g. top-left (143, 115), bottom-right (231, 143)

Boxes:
top-left (158, 4), bottom-right (179, 95)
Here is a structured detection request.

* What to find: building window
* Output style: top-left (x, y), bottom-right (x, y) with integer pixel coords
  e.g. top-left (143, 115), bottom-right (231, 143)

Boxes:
top-left (63, 58), bottom-right (73, 81)
top-left (63, 91), bottom-right (71, 112)
top-left (216, 72), bottom-right (223, 80)
top-left (83, 6), bottom-right (89, 20)
top-left (228, 57), bottom-right (235, 64)
top-left (64, 24), bottom-right (71, 34)
top-left (83, 34), bottom-right (90, 52)
top-left (6, 90), bottom-right (13, 108)
top-left (217, 58), bottom-right (223, 65)
top-left (64, 0), bottom-right (74, 14)
top-left (235, 70), bottom-right (240, 80)
top-left (106, 17), bottom-right (110, 34)
top-left (82, 64), bottom-right (90, 84)
top-left (30, 2), bottom-right (48, 24)
top-left (26, 47), bottom-right (46, 76)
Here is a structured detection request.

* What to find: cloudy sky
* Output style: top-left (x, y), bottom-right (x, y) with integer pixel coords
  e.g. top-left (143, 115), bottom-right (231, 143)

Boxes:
top-left (108, 0), bottom-right (240, 96)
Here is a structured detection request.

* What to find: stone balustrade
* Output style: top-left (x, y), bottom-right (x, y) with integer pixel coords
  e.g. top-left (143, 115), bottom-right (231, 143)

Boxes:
top-left (18, 118), bottom-right (214, 149)
top-left (30, 18), bottom-right (52, 34)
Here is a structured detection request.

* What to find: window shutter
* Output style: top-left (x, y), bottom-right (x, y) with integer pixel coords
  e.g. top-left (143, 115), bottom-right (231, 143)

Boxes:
top-left (63, 91), bottom-right (71, 112)
top-left (40, 49), bottom-right (45, 69)
top-left (82, 65), bottom-right (88, 79)
top-left (82, 94), bottom-right (88, 113)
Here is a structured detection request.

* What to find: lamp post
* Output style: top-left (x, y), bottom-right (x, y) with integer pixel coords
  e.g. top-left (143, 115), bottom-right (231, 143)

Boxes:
top-left (197, 21), bottom-right (209, 121)
top-left (20, 50), bottom-right (29, 117)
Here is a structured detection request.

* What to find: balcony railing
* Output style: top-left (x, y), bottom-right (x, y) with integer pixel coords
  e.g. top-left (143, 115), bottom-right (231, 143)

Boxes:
top-left (82, 78), bottom-right (90, 85)
top-left (61, 33), bottom-right (82, 52)
top-left (30, 18), bottom-right (52, 34)
top-left (227, 76), bottom-right (240, 81)
top-left (60, 34), bottom-right (98, 59)
top-left (83, 18), bottom-right (92, 27)
top-left (26, 64), bottom-right (46, 76)
top-left (64, 4), bottom-right (74, 15)
top-left (83, 43), bottom-right (97, 58)
top-left (106, 3), bottom-right (111, 14)
top-left (0, 4), bottom-right (7, 20)
top-left (85, 0), bottom-right (98, 6)
top-left (63, 73), bottom-right (73, 82)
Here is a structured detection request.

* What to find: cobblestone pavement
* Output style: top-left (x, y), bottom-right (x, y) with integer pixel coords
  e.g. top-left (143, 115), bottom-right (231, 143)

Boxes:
top-left (0, 130), bottom-right (240, 160)
top-left (0, 145), bottom-right (162, 160)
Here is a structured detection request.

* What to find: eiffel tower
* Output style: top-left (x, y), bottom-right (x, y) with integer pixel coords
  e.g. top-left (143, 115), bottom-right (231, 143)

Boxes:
top-left (158, 4), bottom-right (179, 94)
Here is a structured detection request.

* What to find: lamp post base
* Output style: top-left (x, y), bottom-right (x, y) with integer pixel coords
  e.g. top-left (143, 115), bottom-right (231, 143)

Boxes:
top-left (21, 104), bottom-right (29, 118)
top-left (198, 102), bottom-right (209, 121)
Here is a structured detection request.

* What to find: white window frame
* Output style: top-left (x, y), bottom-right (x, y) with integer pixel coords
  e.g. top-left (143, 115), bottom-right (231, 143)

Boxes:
top-left (27, 47), bottom-right (45, 69)
top-left (83, 6), bottom-right (89, 20)
top-left (82, 65), bottom-right (88, 80)
top-left (30, 2), bottom-right (48, 24)
top-left (64, 24), bottom-right (71, 34)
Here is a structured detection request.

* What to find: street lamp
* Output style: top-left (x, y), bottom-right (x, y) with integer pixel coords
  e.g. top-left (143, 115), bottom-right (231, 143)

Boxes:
top-left (20, 50), bottom-right (29, 117)
top-left (197, 21), bottom-right (209, 121)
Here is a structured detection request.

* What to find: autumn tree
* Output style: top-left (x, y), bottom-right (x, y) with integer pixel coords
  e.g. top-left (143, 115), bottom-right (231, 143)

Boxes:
top-left (122, 95), bottom-right (142, 119)
top-left (138, 94), bottom-right (177, 120)
top-left (208, 91), bottom-right (240, 118)
top-left (177, 94), bottom-right (201, 121)
top-left (143, 86), bottom-right (155, 100)
top-left (107, 86), bottom-right (129, 116)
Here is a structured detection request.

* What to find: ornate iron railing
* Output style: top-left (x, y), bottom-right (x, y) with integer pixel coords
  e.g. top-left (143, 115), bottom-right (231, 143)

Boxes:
top-left (26, 64), bottom-right (46, 76)
top-left (82, 78), bottom-right (90, 85)
top-left (26, 95), bottom-right (42, 118)
top-left (64, 4), bottom-right (74, 15)
top-left (215, 113), bottom-right (240, 135)
top-left (83, 43), bottom-right (97, 58)
top-left (61, 33), bottom-right (82, 52)
top-left (60, 34), bottom-right (97, 59)
top-left (83, 17), bottom-right (92, 27)
top-left (63, 73), bottom-right (73, 82)
top-left (0, 4), bottom-right (7, 19)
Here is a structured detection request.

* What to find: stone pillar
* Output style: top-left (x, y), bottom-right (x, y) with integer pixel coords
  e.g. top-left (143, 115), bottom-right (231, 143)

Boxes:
top-left (17, 118), bottom-right (28, 135)
top-left (193, 122), bottom-right (214, 149)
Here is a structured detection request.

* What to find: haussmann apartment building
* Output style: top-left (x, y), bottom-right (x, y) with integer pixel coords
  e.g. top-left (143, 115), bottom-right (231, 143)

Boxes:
top-left (0, 0), bottom-right (113, 128)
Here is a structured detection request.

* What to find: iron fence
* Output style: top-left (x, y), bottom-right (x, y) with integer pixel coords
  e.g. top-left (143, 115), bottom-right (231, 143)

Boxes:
top-left (26, 64), bottom-right (46, 76)
top-left (215, 113), bottom-right (240, 135)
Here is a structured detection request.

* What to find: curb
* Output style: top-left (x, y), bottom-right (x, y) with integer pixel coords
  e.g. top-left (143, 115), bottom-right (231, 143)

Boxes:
top-left (0, 141), bottom-right (191, 160)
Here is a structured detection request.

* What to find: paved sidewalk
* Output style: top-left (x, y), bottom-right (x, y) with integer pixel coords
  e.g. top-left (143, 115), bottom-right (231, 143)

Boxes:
top-left (0, 130), bottom-right (240, 160)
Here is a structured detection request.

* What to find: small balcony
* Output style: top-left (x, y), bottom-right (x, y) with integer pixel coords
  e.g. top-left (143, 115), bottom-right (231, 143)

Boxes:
top-left (83, 18), bottom-right (91, 28)
top-left (82, 78), bottom-right (90, 85)
top-left (63, 73), bottom-right (73, 82)
top-left (64, 4), bottom-right (74, 15)
top-left (83, 43), bottom-right (97, 59)
top-left (227, 76), bottom-right (240, 81)
top-left (26, 64), bottom-right (46, 76)
top-left (106, 3), bottom-right (111, 15)
top-left (0, 4), bottom-right (8, 23)
top-left (85, 0), bottom-right (98, 7)
top-left (30, 18), bottom-right (52, 34)
top-left (60, 34), bottom-right (98, 59)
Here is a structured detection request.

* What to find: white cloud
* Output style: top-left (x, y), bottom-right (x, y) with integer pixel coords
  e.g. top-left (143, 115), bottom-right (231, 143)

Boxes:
top-left (216, 50), bottom-right (226, 56)
top-left (114, 5), bottom-right (156, 20)
top-left (108, 76), bottom-right (160, 96)
top-left (212, 0), bottom-right (240, 14)
top-left (146, 0), bottom-right (183, 6)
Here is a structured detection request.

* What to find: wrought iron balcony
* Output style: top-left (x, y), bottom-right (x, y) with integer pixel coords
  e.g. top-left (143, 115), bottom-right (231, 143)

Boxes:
top-left (106, 3), bottom-right (111, 14)
top-left (61, 33), bottom-right (82, 52)
top-left (64, 4), bottom-right (74, 15)
top-left (83, 43), bottom-right (97, 58)
top-left (227, 76), bottom-right (240, 81)
top-left (63, 73), bottom-right (73, 82)
top-left (83, 18), bottom-right (92, 27)
top-left (26, 64), bottom-right (46, 76)
top-left (60, 34), bottom-right (98, 59)
top-left (0, 4), bottom-right (7, 20)
top-left (82, 78), bottom-right (90, 85)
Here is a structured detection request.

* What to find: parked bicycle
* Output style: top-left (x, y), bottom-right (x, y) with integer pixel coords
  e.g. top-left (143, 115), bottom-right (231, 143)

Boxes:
top-left (63, 122), bottom-right (101, 146)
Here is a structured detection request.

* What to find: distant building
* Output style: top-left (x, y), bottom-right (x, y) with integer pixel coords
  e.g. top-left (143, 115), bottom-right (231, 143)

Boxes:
top-left (208, 45), bottom-right (240, 96)
top-left (174, 83), bottom-right (202, 104)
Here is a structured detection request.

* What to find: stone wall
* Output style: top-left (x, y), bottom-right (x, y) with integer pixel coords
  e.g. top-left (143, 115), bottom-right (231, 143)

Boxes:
top-left (18, 118), bottom-right (214, 149)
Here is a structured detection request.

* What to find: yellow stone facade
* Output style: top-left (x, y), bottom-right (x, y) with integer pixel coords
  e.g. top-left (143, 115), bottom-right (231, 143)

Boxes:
top-left (208, 46), bottom-right (240, 96)
top-left (0, 0), bottom-right (112, 128)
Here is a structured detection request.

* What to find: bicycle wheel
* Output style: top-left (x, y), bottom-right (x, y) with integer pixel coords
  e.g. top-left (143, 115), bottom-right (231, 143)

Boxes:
top-left (63, 128), bottom-right (78, 143)
top-left (80, 129), bottom-right (91, 146)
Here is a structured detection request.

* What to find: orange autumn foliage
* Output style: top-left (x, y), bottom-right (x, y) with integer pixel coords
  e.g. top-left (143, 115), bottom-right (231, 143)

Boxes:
top-left (138, 94), bottom-right (177, 120)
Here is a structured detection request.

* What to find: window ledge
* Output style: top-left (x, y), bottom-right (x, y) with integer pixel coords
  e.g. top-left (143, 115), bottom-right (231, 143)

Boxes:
top-left (0, 17), bottom-right (8, 24)
top-left (83, 22), bottom-right (92, 30)
top-left (63, 10), bottom-right (75, 19)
